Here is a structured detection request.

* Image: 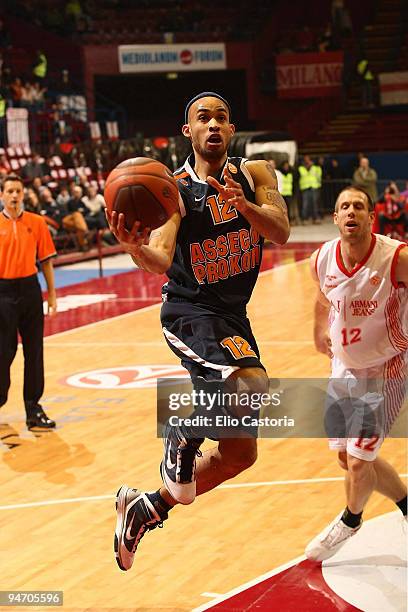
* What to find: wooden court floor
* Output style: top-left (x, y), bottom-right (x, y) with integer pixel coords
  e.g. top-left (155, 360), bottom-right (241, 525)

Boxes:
top-left (0, 259), bottom-right (406, 612)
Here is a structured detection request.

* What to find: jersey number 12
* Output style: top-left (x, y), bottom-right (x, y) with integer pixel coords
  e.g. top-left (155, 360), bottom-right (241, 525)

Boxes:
top-left (206, 195), bottom-right (238, 225)
top-left (341, 327), bottom-right (362, 346)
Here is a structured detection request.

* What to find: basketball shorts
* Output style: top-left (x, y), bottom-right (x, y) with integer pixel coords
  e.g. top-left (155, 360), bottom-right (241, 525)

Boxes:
top-left (326, 352), bottom-right (407, 461)
top-left (161, 300), bottom-right (264, 382)
top-left (160, 300), bottom-right (265, 439)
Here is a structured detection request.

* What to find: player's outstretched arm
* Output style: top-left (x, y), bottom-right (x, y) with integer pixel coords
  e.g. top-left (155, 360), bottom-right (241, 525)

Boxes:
top-left (207, 160), bottom-right (290, 244)
top-left (395, 246), bottom-right (408, 286)
top-left (106, 208), bottom-right (181, 274)
top-left (310, 250), bottom-right (332, 358)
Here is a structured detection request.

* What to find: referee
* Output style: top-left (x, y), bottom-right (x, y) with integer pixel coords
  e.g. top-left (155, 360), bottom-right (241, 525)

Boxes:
top-left (0, 174), bottom-right (57, 429)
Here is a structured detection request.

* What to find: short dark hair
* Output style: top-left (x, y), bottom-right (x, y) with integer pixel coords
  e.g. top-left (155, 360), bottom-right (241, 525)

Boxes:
top-left (335, 186), bottom-right (374, 212)
top-left (184, 91), bottom-right (232, 123)
top-left (1, 174), bottom-right (24, 190)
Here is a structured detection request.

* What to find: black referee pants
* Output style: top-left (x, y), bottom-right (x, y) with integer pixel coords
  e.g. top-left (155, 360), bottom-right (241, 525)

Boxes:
top-left (0, 275), bottom-right (44, 410)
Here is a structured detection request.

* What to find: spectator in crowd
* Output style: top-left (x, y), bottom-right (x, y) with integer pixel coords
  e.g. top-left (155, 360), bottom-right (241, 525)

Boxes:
top-left (299, 155), bottom-right (321, 224)
top-left (352, 156), bottom-right (378, 203)
top-left (81, 183), bottom-right (106, 229)
top-left (326, 158), bottom-right (344, 180)
top-left (41, 156), bottom-right (54, 182)
top-left (31, 81), bottom-right (47, 109)
top-left (24, 186), bottom-right (42, 214)
top-left (357, 52), bottom-right (375, 108)
top-left (31, 176), bottom-right (43, 194)
top-left (378, 182), bottom-right (407, 237)
top-left (347, 151), bottom-right (365, 178)
top-left (32, 49), bottom-right (47, 85)
top-left (40, 187), bottom-right (65, 236)
top-left (82, 183), bottom-right (115, 244)
top-left (21, 153), bottom-right (45, 183)
top-left (64, 184), bottom-right (89, 249)
top-left (20, 81), bottom-right (35, 108)
top-left (331, 0), bottom-right (352, 37)
top-left (324, 157), bottom-right (346, 208)
top-left (0, 153), bottom-right (10, 175)
top-left (280, 160), bottom-right (299, 224)
top-left (51, 106), bottom-right (67, 143)
top-left (77, 169), bottom-right (90, 192)
top-left (9, 77), bottom-right (23, 107)
top-left (56, 183), bottom-right (70, 208)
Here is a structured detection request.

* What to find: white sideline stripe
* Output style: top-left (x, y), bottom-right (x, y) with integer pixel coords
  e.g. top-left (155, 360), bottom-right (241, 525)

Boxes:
top-left (1, 475), bottom-right (406, 511)
top-left (0, 494), bottom-right (114, 510)
top-left (44, 258), bottom-right (309, 341)
top-left (200, 593), bottom-right (223, 598)
top-left (193, 512), bottom-right (404, 611)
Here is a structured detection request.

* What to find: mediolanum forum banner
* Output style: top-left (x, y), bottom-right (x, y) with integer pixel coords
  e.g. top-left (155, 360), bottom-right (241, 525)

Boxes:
top-left (276, 51), bottom-right (343, 98)
top-left (118, 43), bottom-right (226, 73)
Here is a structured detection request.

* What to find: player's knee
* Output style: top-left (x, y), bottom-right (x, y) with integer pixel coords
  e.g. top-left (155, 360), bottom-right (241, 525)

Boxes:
top-left (338, 451), bottom-right (348, 470)
top-left (228, 367), bottom-right (269, 396)
top-left (347, 455), bottom-right (371, 477)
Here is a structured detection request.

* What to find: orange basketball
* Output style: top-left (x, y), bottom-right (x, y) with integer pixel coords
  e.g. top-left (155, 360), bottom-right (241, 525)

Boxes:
top-left (104, 157), bottom-right (179, 231)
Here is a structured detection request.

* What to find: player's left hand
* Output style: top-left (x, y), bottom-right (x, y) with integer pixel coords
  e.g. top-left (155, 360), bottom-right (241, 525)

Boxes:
top-left (105, 209), bottom-right (150, 256)
top-left (207, 169), bottom-right (250, 214)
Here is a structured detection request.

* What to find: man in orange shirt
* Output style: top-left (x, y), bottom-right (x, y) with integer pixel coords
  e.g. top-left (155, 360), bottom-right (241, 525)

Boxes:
top-left (0, 174), bottom-right (57, 429)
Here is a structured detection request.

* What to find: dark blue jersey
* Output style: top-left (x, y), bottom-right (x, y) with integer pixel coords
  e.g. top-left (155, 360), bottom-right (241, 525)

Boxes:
top-left (163, 154), bottom-right (264, 314)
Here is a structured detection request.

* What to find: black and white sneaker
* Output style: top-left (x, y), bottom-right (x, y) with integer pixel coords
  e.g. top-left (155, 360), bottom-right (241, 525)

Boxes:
top-left (160, 424), bottom-right (204, 505)
top-left (26, 405), bottom-right (56, 430)
top-left (114, 486), bottom-right (166, 571)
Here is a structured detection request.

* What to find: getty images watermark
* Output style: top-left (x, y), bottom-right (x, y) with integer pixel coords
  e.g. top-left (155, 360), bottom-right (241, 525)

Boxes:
top-left (156, 378), bottom-right (408, 439)
top-left (166, 387), bottom-right (294, 430)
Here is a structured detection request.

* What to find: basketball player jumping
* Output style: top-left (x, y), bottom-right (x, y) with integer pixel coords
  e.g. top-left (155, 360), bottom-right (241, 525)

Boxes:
top-left (305, 186), bottom-right (407, 561)
top-left (106, 92), bottom-right (290, 571)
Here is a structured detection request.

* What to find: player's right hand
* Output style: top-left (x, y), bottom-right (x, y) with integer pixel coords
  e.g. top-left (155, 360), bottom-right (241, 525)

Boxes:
top-left (105, 209), bottom-right (150, 256)
top-left (315, 332), bottom-right (333, 358)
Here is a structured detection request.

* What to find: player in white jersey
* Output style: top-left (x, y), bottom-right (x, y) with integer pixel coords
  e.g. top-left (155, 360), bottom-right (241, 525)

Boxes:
top-left (305, 186), bottom-right (408, 562)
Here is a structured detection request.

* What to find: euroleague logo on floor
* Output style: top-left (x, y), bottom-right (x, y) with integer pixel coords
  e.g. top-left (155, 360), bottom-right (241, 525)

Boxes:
top-left (60, 365), bottom-right (188, 389)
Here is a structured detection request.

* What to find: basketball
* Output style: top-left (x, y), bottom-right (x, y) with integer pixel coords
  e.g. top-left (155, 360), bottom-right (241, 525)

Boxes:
top-left (104, 157), bottom-right (179, 231)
